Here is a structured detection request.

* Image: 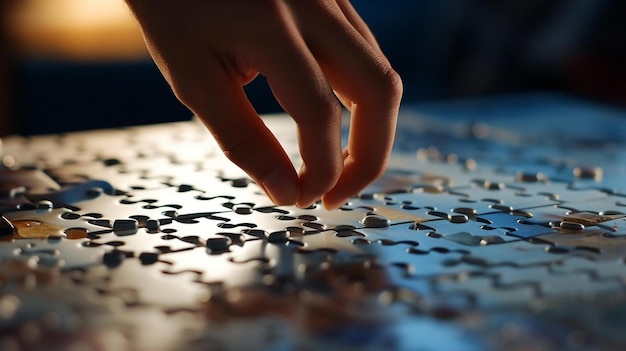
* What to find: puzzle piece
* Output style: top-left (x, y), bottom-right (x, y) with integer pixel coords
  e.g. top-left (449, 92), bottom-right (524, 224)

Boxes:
top-left (242, 203), bottom-right (374, 233)
top-left (121, 185), bottom-right (232, 215)
top-left (3, 208), bottom-right (111, 239)
top-left (558, 196), bottom-right (626, 217)
top-left (356, 223), bottom-right (471, 253)
top-left (598, 216), bottom-right (626, 235)
top-left (357, 165), bottom-right (442, 196)
top-left (89, 227), bottom-right (198, 256)
top-left (356, 222), bottom-right (568, 267)
top-left (159, 247), bottom-right (264, 289)
top-left (348, 186), bottom-right (505, 224)
top-left (346, 194), bottom-right (445, 224)
top-left (1, 236), bottom-right (108, 269)
top-left (449, 180), bottom-right (561, 212)
top-left (560, 212), bottom-right (626, 231)
top-left (47, 161), bottom-right (168, 192)
top-left (292, 229), bottom-right (374, 256)
top-left (24, 179), bottom-right (116, 207)
top-left (421, 216), bottom-right (519, 244)
top-left (501, 179), bottom-right (609, 204)
top-left (571, 173), bottom-right (626, 196)
top-left (478, 212), bottom-right (557, 239)
top-left (534, 224), bottom-right (626, 260)
top-left (389, 151), bottom-right (515, 188)
top-left (154, 217), bottom-right (252, 245)
top-left (516, 204), bottom-right (583, 226)
top-left (70, 189), bottom-right (178, 224)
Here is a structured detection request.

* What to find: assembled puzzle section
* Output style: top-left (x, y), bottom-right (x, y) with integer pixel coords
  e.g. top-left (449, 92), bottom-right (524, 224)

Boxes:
top-left (0, 95), bottom-right (625, 350)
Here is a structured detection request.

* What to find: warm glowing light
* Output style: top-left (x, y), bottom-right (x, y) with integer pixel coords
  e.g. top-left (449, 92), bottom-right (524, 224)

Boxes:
top-left (9, 0), bottom-right (148, 60)
top-left (13, 0), bottom-right (133, 29)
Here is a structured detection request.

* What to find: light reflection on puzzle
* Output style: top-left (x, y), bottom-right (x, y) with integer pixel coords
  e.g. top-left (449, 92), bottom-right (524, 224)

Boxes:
top-left (1, 96), bottom-right (625, 351)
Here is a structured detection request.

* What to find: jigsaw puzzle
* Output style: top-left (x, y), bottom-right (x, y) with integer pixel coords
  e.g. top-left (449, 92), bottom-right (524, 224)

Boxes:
top-left (0, 95), bottom-right (625, 350)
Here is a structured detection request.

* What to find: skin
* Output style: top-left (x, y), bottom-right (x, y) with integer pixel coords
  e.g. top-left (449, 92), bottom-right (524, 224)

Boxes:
top-left (125, 0), bottom-right (402, 209)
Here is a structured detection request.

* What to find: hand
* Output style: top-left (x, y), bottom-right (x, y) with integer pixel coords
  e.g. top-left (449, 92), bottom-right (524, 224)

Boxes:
top-left (125, 0), bottom-right (402, 209)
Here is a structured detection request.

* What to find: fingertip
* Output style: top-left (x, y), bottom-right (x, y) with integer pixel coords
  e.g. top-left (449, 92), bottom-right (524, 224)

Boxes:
top-left (295, 191), bottom-right (319, 210)
top-left (295, 161), bottom-right (342, 210)
top-left (320, 194), bottom-right (348, 211)
top-left (260, 169), bottom-right (299, 206)
top-left (295, 200), bottom-right (316, 209)
top-left (321, 154), bottom-right (386, 211)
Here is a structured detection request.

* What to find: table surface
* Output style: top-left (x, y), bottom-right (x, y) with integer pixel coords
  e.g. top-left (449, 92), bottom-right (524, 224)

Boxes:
top-left (0, 94), bottom-right (625, 351)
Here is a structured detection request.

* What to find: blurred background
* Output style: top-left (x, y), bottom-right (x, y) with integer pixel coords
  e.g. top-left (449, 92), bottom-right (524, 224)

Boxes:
top-left (1, 0), bottom-right (625, 136)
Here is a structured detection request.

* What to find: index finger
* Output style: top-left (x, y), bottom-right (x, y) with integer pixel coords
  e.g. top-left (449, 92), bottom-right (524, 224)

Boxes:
top-left (148, 44), bottom-right (301, 206)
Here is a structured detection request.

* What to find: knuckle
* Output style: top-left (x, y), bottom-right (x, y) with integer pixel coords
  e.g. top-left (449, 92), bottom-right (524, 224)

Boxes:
top-left (295, 96), bottom-right (342, 128)
top-left (378, 66), bottom-right (403, 102)
top-left (318, 98), bottom-right (343, 122)
top-left (308, 98), bottom-right (342, 125)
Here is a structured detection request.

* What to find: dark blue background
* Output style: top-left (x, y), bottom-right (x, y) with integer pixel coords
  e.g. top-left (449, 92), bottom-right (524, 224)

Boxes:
top-left (14, 0), bottom-right (626, 135)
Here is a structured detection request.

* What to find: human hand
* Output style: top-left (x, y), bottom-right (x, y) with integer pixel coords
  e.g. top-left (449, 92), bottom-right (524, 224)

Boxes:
top-left (125, 0), bottom-right (402, 209)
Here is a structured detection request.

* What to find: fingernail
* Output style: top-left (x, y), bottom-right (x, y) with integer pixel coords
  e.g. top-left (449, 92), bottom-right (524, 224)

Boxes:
top-left (261, 170), bottom-right (298, 206)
